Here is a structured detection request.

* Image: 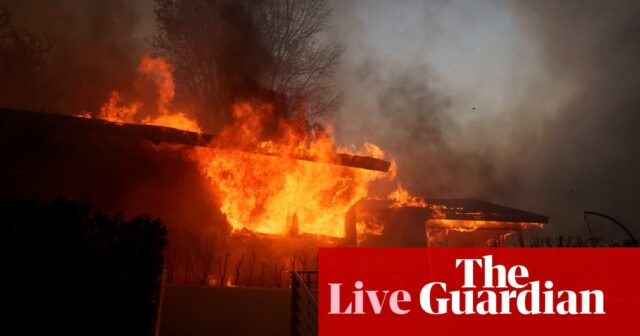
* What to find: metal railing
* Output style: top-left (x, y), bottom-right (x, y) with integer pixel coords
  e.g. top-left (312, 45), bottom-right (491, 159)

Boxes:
top-left (291, 271), bottom-right (318, 336)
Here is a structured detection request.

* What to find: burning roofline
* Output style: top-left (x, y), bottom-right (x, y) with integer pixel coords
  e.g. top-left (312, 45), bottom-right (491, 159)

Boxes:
top-left (355, 198), bottom-right (548, 225)
top-left (0, 107), bottom-right (391, 172)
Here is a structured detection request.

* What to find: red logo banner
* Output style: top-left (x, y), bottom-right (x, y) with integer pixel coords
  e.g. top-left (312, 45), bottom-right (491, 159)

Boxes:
top-left (319, 248), bottom-right (640, 335)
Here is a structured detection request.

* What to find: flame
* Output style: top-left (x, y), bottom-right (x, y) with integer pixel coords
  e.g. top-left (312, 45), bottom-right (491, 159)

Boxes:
top-left (427, 219), bottom-right (484, 232)
top-left (98, 91), bottom-right (141, 124)
top-left (226, 277), bottom-right (235, 287)
top-left (426, 228), bottom-right (448, 246)
top-left (387, 184), bottom-right (427, 208)
top-left (193, 101), bottom-right (382, 237)
top-left (338, 142), bottom-right (386, 159)
top-left (84, 55), bottom-right (387, 238)
top-left (91, 56), bottom-right (201, 132)
top-left (427, 219), bottom-right (545, 232)
top-left (356, 219), bottom-right (384, 245)
top-left (76, 111), bottom-right (91, 119)
top-left (136, 56), bottom-right (175, 116)
top-left (80, 56), bottom-right (548, 246)
top-left (356, 220), bottom-right (384, 237)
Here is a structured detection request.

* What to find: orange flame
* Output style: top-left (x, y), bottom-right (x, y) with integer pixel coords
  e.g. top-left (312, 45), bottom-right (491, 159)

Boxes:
top-left (82, 56), bottom-right (544, 245)
top-left (226, 277), bottom-right (235, 287)
top-left (387, 184), bottom-right (427, 208)
top-left (193, 101), bottom-right (383, 237)
top-left (92, 56), bottom-right (201, 132)
top-left (86, 55), bottom-right (388, 238)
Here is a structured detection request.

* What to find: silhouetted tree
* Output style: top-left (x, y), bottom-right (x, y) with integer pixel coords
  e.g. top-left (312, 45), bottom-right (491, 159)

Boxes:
top-left (189, 230), bottom-right (218, 285)
top-left (218, 249), bottom-right (230, 286)
top-left (153, 0), bottom-right (341, 131)
top-left (233, 252), bottom-right (244, 286)
top-left (247, 248), bottom-right (256, 286)
top-left (165, 243), bottom-right (179, 283)
top-left (272, 262), bottom-right (286, 287)
top-left (260, 261), bottom-right (266, 287)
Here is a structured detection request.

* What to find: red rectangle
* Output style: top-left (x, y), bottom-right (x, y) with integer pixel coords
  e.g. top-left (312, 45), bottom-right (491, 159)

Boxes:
top-left (319, 248), bottom-right (640, 335)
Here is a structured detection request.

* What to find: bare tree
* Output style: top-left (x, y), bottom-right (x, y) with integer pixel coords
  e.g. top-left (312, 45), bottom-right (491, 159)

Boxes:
top-left (165, 244), bottom-right (179, 283)
top-left (254, 0), bottom-right (342, 116)
top-left (233, 253), bottom-right (245, 287)
top-left (272, 262), bottom-right (286, 288)
top-left (189, 231), bottom-right (217, 285)
top-left (260, 262), bottom-right (266, 287)
top-left (247, 249), bottom-right (256, 286)
top-left (289, 255), bottom-right (296, 272)
top-left (183, 251), bottom-right (193, 284)
top-left (218, 250), bottom-right (230, 286)
top-left (153, 0), bottom-right (341, 131)
top-left (297, 253), bottom-right (308, 271)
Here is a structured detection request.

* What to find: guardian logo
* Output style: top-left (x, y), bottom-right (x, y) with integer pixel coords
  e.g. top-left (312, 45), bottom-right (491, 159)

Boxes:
top-left (328, 255), bottom-right (605, 316)
top-left (320, 248), bottom-right (639, 336)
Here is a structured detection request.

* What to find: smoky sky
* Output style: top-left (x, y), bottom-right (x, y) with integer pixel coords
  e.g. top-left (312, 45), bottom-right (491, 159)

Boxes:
top-left (329, 0), bottom-right (640, 241)
top-left (3, 0), bottom-right (155, 114)
top-left (3, 0), bottom-right (640, 241)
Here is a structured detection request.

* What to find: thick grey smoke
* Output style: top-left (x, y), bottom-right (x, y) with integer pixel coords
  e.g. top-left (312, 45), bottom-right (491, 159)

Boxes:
top-left (506, 0), bottom-right (640, 240)
top-left (329, 0), bottom-right (640, 241)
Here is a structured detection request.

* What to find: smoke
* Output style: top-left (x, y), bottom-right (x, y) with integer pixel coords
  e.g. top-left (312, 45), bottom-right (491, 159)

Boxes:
top-left (330, 0), bottom-right (640, 240)
top-left (2, 0), bottom-right (154, 114)
top-left (329, 0), bottom-right (528, 199)
top-left (506, 0), bottom-right (640, 239)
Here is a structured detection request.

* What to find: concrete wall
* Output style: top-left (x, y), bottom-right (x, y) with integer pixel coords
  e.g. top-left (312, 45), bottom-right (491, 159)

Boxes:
top-left (159, 285), bottom-right (291, 336)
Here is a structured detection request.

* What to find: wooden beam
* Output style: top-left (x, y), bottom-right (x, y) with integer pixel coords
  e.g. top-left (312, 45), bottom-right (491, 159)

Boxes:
top-left (0, 108), bottom-right (391, 172)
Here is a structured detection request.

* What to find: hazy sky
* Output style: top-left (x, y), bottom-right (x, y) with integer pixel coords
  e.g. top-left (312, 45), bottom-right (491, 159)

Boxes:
top-left (327, 0), bottom-right (640, 241)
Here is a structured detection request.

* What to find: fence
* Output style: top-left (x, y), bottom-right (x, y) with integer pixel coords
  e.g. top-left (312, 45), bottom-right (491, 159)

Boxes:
top-left (290, 271), bottom-right (318, 336)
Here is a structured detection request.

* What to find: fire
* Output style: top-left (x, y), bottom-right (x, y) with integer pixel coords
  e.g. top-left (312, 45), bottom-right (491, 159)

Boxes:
top-left (356, 220), bottom-right (384, 245)
top-left (427, 219), bottom-right (544, 232)
top-left (91, 56), bottom-right (201, 132)
top-left (85, 55), bottom-right (387, 238)
top-left (193, 101), bottom-right (382, 237)
top-left (427, 219), bottom-right (484, 232)
top-left (98, 91), bottom-right (140, 123)
top-left (388, 184), bottom-right (427, 208)
top-left (69, 54), bottom-right (548, 253)
top-left (226, 277), bottom-right (235, 287)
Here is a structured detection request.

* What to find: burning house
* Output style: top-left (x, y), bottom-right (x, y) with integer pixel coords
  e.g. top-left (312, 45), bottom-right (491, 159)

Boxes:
top-left (352, 198), bottom-right (547, 248)
top-left (0, 104), bottom-right (547, 251)
top-left (1, 54), bottom-right (549, 336)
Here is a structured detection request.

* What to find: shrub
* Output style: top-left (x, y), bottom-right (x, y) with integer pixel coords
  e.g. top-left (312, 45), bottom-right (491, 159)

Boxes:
top-left (0, 197), bottom-right (167, 335)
